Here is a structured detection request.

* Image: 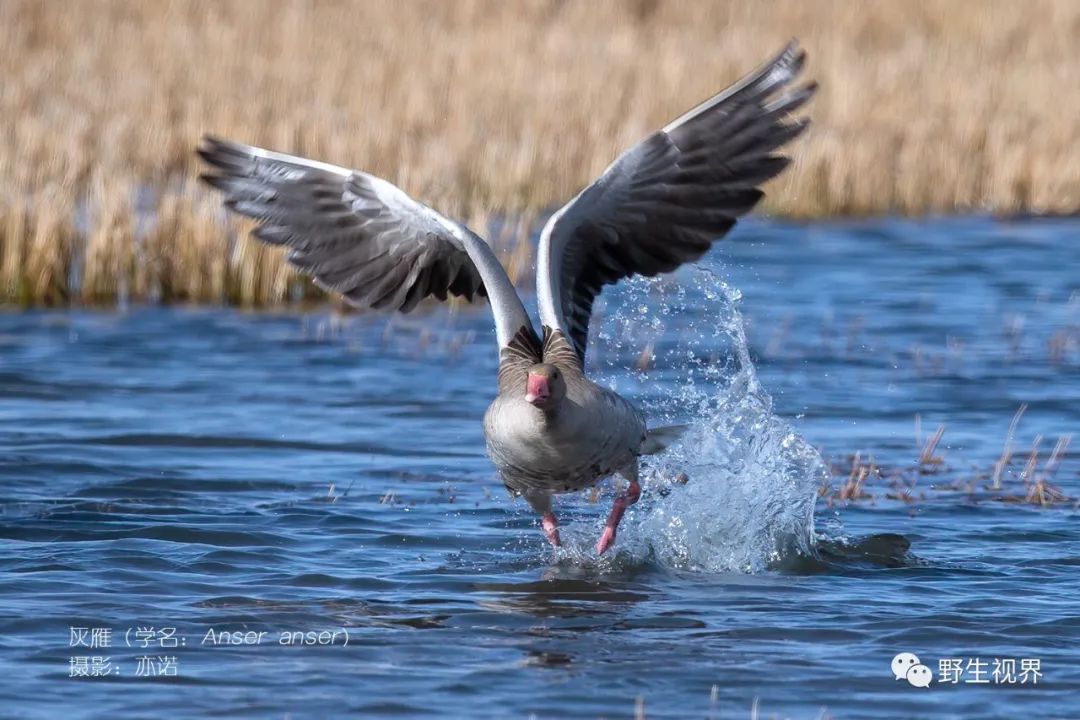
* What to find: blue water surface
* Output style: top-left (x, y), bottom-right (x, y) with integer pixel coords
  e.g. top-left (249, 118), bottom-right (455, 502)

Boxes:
top-left (1, 217), bottom-right (1077, 719)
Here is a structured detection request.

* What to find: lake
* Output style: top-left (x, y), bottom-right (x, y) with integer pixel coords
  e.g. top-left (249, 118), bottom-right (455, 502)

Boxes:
top-left (1, 217), bottom-right (1077, 718)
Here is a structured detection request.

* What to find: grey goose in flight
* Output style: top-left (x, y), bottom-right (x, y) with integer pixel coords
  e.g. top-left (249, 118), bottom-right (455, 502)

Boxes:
top-left (198, 41), bottom-right (815, 554)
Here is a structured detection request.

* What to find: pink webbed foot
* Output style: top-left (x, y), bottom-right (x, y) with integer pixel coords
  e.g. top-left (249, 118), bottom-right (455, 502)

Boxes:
top-left (541, 512), bottom-right (561, 547)
top-left (596, 480), bottom-right (641, 555)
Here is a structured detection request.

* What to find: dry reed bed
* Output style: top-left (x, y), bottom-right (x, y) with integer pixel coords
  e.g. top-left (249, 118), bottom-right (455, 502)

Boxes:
top-left (1, 0), bottom-right (1079, 306)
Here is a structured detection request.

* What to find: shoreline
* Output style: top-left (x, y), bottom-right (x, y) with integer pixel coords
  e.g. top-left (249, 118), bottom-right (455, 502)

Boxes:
top-left (2, 211), bottom-right (1078, 308)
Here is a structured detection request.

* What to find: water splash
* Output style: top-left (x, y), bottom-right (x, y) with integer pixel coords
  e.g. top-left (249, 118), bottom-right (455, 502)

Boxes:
top-left (578, 266), bottom-right (828, 573)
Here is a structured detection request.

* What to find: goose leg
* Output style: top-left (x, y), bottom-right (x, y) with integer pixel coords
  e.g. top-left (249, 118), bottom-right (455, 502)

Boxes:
top-left (596, 461), bottom-right (641, 555)
top-left (525, 490), bottom-right (561, 547)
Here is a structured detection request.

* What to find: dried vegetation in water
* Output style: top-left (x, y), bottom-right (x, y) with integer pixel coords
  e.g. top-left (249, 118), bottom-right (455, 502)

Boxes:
top-left (1, 0), bottom-right (1079, 306)
top-left (820, 411), bottom-right (1076, 508)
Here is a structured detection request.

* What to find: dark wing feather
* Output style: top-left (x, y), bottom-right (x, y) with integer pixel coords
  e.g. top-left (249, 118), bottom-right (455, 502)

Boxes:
top-left (536, 40), bottom-right (816, 362)
top-left (199, 136), bottom-right (485, 313)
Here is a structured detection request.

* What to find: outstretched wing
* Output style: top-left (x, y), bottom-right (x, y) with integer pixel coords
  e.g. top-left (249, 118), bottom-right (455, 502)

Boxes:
top-left (536, 40), bottom-right (816, 363)
top-left (198, 137), bottom-right (534, 349)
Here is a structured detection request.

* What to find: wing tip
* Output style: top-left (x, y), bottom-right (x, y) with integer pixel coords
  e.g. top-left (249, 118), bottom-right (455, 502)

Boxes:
top-left (763, 38), bottom-right (808, 90)
top-left (663, 38), bottom-right (813, 135)
top-left (774, 38), bottom-right (805, 73)
top-left (196, 135), bottom-right (261, 175)
top-left (197, 171), bottom-right (227, 190)
top-left (196, 137), bottom-right (253, 176)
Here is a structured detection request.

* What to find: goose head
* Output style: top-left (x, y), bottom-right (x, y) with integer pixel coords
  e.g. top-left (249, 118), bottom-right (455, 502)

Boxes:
top-left (524, 363), bottom-right (566, 410)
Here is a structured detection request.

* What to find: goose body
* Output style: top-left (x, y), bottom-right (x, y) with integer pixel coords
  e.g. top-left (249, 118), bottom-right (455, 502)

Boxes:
top-left (198, 41), bottom-right (815, 553)
top-left (484, 334), bottom-right (646, 498)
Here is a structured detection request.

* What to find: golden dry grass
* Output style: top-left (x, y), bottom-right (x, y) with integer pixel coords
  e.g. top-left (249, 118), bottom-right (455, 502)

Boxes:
top-left (1, 0), bottom-right (1079, 306)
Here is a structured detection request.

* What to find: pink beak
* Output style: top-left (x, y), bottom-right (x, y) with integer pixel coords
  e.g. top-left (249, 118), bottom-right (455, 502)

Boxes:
top-left (525, 373), bottom-right (550, 405)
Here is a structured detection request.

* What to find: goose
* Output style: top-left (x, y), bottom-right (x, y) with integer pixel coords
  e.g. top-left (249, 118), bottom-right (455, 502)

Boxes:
top-left (198, 41), bottom-right (814, 554)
